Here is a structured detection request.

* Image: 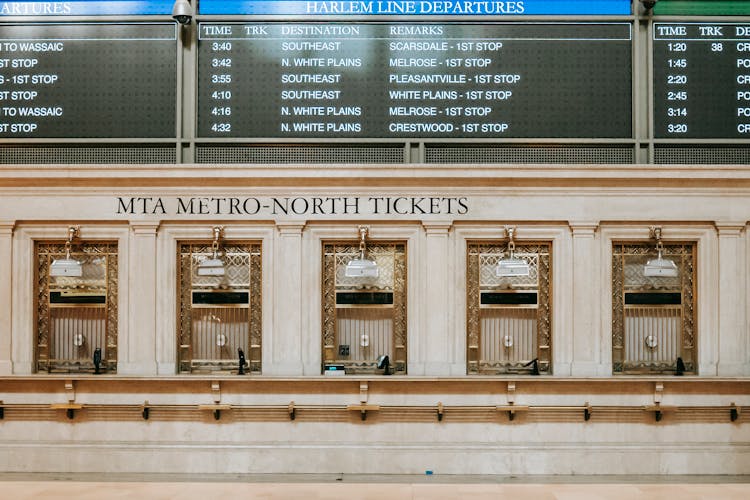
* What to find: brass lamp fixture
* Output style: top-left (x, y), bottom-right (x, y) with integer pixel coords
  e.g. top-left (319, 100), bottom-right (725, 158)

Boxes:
top-left (197, 226), bottom-right (226, 276)
top-left (345, 225), bottom-right (379, 279)
top-left (644, 226), bottom-right (678, 278)
top-left (496, 227), bottom-right (530, 277)
top-left (50, 226), bottom-right (83, 277)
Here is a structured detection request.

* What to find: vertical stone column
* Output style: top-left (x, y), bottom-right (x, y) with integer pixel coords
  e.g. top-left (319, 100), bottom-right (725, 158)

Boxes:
top-left (569, 222), bottom-right (602, 376)
top-left (268, 222), bottom-right (305, 375)
top-left (120, 222), bottom-right (159, 375)
top-left (155, 226), bottom-right (178, 375)
top-left (0, 221), bottom-right (14, 374)
top-left (421, 221), bottom-right (454, 375)
top-left (716, 223), bottom-right (747, 376)
top-left (551, 231), bottom-right (574, 376)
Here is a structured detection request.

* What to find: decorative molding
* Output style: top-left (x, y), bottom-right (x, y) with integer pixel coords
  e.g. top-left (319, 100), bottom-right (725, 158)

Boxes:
top-left (421, 220), bottom-right (453, 234)
top-left (715, 222), bottom-right (746, 236)
top-left (275, 221), bottom-right (305, 235)
top-left (569, 222), bottom-right (599, 236)
top-left (129, 221), bottom-right (160, 235)
top-left (0, 221), bottom-right (15, 236)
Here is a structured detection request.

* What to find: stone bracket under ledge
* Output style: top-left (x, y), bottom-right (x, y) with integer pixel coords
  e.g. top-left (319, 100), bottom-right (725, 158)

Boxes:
top-left (0, 401), bottom-right (745, 424)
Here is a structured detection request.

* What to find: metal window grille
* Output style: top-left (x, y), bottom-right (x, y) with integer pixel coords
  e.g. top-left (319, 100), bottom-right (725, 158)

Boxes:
top-left (35, 241), bottom-right (118, 373)
top-left (612, 242), bottom-right (696, 374)
top-left (467, 241), bottom-right (552, 374)
top-left (322, 241), bottom-right (407, 374)
top-left (177, 241), bottom-right (262, 374)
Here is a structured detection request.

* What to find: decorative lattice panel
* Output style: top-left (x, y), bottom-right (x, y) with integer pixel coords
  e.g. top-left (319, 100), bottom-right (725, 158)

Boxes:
top-left (322, 241), bottom-right (407, 374)
top-left (467, 241), bottom-right (551, 375)
top-left (178, 241), bottom-right (262, 374)
top-left (35, 241), bottom-right (118, 373)
top-left (612, 242), bottom-right (696, 374)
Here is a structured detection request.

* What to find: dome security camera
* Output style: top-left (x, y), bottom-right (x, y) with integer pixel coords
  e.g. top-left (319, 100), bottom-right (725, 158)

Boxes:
top-left (172, 0), bottom-right (193, 25)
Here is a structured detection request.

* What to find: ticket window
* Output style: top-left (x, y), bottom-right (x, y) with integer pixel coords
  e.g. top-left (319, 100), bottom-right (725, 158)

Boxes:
top-left (612, 229), bottom-right (696, 375)
top-left (35, 227), bottom-right (118, 373)
top-left (177, 229), bottom-right (262, 374)
top-left (466, 236), bottom-right (552, 375)
top-left (322, 227), bottom-right (407, 375)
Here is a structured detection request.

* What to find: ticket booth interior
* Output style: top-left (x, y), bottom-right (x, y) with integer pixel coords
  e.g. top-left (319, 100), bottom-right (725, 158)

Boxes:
top-left (322, 227), bottom-right (407, 375)
top-left (612, 228), bottom-right (696, 374)
top-left (177, 228), bottom-right (262, 374)
top-left (466, 229), bottom-right (552, 375)
top-left (35, 226), bottom-right (118, 373)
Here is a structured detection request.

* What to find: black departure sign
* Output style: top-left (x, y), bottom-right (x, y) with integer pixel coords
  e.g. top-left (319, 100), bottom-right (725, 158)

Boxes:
top-left (197, 22), bottom-right (632, 139)
top-left (0, 23), bottom-right (176, 138)
top-left (654, 23), bottom-right (750, 139)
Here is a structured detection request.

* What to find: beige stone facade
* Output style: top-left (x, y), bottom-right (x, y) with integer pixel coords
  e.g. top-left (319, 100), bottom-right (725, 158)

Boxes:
top-left (1, 163), bottom-right (749, 474)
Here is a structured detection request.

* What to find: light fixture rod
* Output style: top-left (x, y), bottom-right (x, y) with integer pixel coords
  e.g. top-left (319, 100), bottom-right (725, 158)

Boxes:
top-left (211, 226), bottom-right (224, 259)
top-left (651, 226), bottom-right (665, 259)
top-left (65, 225), bottom-right (79, 259)
top-left (506, 226), bottom-right (517, 258)
top-left (358, 225), bottom-right (369, 259)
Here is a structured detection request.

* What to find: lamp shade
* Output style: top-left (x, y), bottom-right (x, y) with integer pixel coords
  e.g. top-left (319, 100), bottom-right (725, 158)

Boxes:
top-left (496, 257), bottom-right (530, 277)
top-left (345, 258), bottom-right (379, 279)
top-left (50, 257), bottom-right (83, 277)
top-left (197, 257), bottom-right (225, 276)
top-left (643, 257), bottom-right (678, 277)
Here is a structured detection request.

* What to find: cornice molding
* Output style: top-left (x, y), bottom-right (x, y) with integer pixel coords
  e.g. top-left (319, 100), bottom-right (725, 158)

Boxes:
top-left (4, 165), bottom-right (750, 190)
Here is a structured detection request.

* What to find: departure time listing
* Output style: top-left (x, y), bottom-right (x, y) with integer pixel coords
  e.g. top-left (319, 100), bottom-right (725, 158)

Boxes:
top-left (654, 23), bottom-right (750, 139)
top-left (198, 22), bottom-right (632, 139)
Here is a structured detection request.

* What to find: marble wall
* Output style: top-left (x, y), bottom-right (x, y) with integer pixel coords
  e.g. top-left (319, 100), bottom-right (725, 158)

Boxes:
top-left (0, 163), bottom-right (749, 474)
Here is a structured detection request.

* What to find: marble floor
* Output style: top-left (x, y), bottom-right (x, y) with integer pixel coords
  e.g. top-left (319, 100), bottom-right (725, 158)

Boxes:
top-left (1, 475), bottom-right (749, 499)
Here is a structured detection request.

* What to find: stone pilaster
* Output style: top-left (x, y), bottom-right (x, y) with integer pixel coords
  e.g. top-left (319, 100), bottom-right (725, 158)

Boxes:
top-left (420, 221), bottom-right (453, 375)
top-left (0, 221), bottom-right (14, 374)
top-left (716, 223), bottom-right (747, 376)
top-left (569, 222), bottom-right (603, 376)
top-left (267, 221), bottom-right (305, 375)
top-left (120, 222), bottom-right (159, 375)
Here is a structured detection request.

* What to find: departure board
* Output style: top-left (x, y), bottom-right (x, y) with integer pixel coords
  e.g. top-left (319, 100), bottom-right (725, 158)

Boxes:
top-left (0, 23), bottom-right (176, 138)
top-left (197, 23), bottom-right (632, 139)
top-left (654, 23), bottom-right (750, 139)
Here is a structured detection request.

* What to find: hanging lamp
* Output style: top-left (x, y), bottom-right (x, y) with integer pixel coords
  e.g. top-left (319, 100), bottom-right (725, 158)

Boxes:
top-left (198, 226), bottom-right (226, 276)
top-left (643, 227), bottom-right (678, 278)
top-left (496, 227), bottom-right (530, 277)
top-left (50, 226), bottom-right (83, 277)
top-left (345, 226), bottom-right (379, 279)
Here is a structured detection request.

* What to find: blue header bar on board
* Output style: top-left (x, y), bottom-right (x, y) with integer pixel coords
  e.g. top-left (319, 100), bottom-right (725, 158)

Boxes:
top-left (0, 1), bottom-right (174, 16)
top-left (198, 0), bottom-right (632, 16)
top-left (0, 1), bottom-right (634, 17)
